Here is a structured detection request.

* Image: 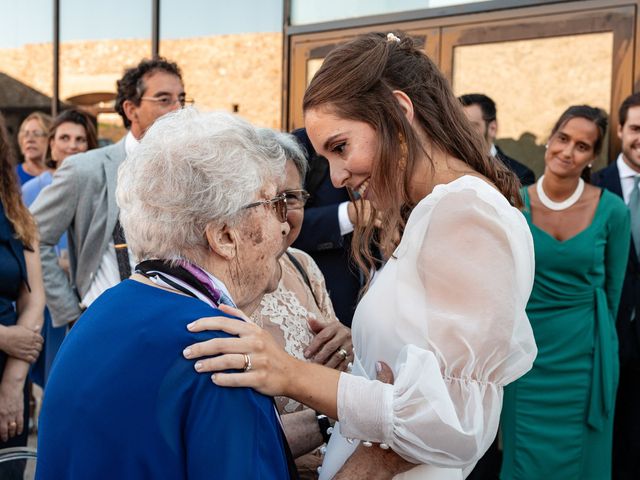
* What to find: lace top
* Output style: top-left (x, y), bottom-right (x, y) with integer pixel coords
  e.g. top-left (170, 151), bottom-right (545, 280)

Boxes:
top-left (251, 247), bottom-right (339, 414)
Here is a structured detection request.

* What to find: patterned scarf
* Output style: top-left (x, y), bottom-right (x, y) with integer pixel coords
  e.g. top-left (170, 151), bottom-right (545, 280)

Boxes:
top-left (135, 259), bottom-right (235, 308)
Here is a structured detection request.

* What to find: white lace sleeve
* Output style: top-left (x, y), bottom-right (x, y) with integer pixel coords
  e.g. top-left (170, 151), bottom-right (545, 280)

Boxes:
top-left (336, 188), bottom-right (537, 467)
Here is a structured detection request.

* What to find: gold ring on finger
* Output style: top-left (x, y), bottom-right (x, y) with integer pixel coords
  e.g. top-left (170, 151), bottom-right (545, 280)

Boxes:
top-left (243, 353), bottom-right (252, 372)
top-left (9, 421), bottom-right (17, 428)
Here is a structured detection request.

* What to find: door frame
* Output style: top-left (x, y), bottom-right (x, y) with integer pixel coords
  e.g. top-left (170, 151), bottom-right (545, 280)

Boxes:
top-left (283, 0), bottom-right (639, 162)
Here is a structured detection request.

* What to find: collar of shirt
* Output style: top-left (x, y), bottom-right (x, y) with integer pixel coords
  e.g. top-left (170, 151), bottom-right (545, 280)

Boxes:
top-left (490, 144), bottom-right (498, 157)
top-left (202, 269), bottom-right (235, 307)
top-left (617, 153), bottom-right (639, 179)
top-left (616, 153), bottom-right (640, 205)
top-left (125, 130), bottom-right (140, 158)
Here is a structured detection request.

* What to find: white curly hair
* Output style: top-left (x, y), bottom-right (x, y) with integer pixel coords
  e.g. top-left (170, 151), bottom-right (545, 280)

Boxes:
top-left (116, 108), bottom-right (286, 263)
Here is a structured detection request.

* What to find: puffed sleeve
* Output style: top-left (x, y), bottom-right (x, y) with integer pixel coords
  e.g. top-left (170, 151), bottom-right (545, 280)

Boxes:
top-left (336, 189), bottom-right (537, 467)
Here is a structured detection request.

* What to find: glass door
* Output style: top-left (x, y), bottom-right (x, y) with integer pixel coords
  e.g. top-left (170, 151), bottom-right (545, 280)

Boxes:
top-left (440, 3), bottom-right (635, 171)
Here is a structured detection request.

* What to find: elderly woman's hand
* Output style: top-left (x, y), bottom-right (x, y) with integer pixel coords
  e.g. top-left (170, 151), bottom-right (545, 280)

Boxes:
top-left (0, 324), bottom-right (43, 363)
top-left (305, 317), bottom-right (353, 371)
top-left (0, 380), bottom-right (24, 442)
top-left (183, 304), bottom-right (302, 398)
top-left (333, 362), bottom-right (415, 479)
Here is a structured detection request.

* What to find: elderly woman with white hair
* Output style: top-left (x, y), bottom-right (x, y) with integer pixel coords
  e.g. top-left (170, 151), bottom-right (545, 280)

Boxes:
top-left (35, 109), bottom-right (297, 479)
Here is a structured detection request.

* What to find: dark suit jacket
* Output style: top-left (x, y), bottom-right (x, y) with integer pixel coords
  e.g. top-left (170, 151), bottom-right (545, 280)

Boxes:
top-left (593, 162), bottom-right (640, 366)
top-left (495, 146), bottom-right (536, 186)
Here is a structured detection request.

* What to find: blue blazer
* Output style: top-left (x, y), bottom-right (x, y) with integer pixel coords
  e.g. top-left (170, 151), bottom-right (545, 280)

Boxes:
top-left (36, 280), bottom-right (292, 479)
top-left (593, 162), bottom-right (640, 366)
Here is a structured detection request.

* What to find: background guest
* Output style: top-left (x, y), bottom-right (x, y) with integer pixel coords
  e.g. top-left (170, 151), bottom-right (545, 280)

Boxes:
top-left (23, 108), bottom-right (98, 208)
top-left (252, 129), bottom-right (352, 478)
top-left (16, 112), bottom-right (52, 185)
top-left (36, 109), bottom-right (296, 479)
top-left (0, 112), bottom-right (44, 479)
top-left (23, 108), bottom-right (97, 388)
top-left (592, 92), bottom-right (640, 480)
top-left (501, 105), bottom-right (629, 480)
top-left (460, 93), bottom-right (535, 186)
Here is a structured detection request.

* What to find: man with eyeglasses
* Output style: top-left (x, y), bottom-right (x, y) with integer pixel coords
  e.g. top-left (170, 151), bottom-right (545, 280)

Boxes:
top-left (31, 58), bottom-right (188, 330)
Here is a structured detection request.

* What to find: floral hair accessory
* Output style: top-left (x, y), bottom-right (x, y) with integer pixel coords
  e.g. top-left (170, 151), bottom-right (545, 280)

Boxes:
top-left (386, 33), bottom-right (401, 43)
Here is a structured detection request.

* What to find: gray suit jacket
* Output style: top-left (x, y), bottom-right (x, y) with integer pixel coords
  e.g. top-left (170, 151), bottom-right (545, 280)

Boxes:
top-left (31, 139), bottom-right (126, 327)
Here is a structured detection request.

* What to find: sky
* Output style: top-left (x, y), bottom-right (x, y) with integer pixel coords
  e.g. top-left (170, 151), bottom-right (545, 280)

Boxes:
top-left (0, 0), bottom-right (283, 48)
top-left (291, 0), bottom-right (479, 25)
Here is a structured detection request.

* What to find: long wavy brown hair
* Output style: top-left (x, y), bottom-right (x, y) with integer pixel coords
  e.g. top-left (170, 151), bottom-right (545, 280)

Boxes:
top-left (1, 112), bottom-right (37, 247)
top-left (303, 32), bottom-right (521, 287)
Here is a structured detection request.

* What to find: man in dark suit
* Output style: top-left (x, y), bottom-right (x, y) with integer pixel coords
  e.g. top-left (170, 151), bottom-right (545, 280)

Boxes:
top-left (592, 92), bottom-right (640, 480)
top-left (291, 128), bottom-right (362, 327)
top-left (460, 93), bottom-right (535, 186)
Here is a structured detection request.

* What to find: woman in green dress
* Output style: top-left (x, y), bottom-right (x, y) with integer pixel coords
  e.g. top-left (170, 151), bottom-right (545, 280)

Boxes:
top-left (501, 106), bottom-right (630, 479)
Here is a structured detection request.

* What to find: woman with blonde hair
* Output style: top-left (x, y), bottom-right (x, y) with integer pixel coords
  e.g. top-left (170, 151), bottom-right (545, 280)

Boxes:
top-left (16, 112), bottom-right (52, 185)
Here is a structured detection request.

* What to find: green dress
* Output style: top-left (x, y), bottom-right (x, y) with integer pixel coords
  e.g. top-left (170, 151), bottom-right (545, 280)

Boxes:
top-left (501, 187), bottom-right (630, 480)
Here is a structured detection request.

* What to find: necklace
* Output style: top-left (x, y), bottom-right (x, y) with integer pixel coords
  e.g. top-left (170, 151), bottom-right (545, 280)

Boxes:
top-left (536, 174), bottom-right (584, 211)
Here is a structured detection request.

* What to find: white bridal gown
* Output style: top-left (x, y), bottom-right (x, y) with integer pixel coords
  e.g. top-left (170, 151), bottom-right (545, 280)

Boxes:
top-left (319, 176), bottom-right (538, 480)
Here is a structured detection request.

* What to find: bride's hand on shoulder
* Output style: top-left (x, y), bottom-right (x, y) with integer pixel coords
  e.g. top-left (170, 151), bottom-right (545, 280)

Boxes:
top-left (182, 304), bottom-right (301, 397)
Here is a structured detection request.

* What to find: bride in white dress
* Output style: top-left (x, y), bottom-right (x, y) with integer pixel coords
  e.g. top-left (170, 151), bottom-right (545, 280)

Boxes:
top-left (183, 32), bottom-right (537, 479)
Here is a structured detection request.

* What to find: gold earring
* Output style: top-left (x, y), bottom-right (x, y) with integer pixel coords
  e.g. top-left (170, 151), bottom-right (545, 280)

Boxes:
top-left (398, 134), bottom-right (408, 171)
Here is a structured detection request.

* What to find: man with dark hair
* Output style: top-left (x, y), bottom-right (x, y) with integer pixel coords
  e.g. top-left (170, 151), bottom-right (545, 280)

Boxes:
top-left (31, 58), bottom-right (186, 328)
top-left (460, 93), bottom-right (535, 186)
top-left (592, 91), bottom-right (640, 480)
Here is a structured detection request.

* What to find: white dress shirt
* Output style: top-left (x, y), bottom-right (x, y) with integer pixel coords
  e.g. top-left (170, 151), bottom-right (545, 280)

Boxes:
top-left (81, 132), bottom-right (138, 307)
top-left (616, 153), bottom-right (640, 205)
top-left (338, 202), bottom-right (355, 236)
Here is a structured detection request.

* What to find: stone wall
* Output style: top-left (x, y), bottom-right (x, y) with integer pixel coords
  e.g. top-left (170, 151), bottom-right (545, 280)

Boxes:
top-left (0, 29), bottom-right (617, 167)
top-left (0, 32), bottom-right (283, 141)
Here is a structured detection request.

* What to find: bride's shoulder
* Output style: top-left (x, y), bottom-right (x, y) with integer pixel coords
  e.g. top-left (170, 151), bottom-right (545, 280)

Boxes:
top-left (412, 175), bottom-right (513, 221)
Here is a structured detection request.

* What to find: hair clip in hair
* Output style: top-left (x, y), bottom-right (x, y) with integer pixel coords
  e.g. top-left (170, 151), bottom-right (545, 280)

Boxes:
top-left (386, 33), bottom-right (401, 43)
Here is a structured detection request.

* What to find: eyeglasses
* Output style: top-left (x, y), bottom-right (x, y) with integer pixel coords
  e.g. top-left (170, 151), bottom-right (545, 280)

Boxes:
top-left (282, 189), bottom-right (310, 210)
top-left (243, 193), bottom-right (288, 223)
top-left (140, 95), bottom-right (195, 108)
top-left (19, 130), bottom-right (47, 139)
